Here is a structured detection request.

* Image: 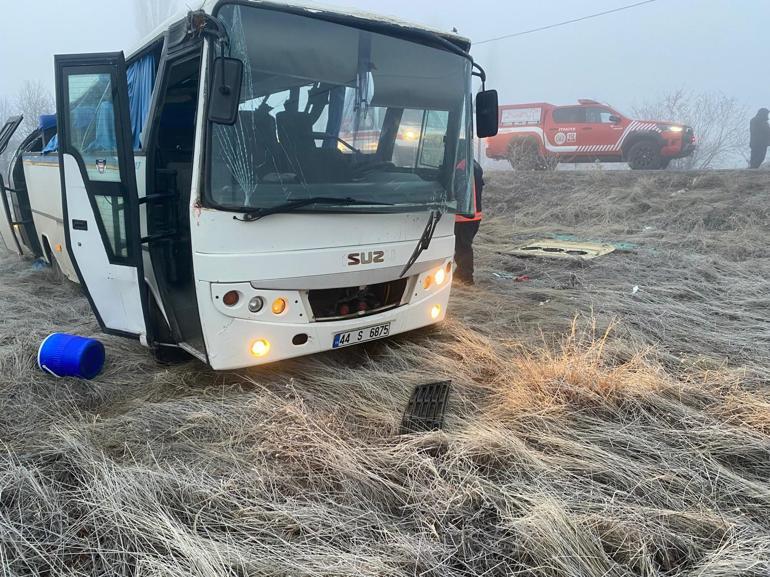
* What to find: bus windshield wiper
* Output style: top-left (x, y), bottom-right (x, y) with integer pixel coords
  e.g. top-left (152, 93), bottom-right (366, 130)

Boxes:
top-left (234, 197), bottom-right (393, 222)
top-left (400, 209), bottom-right (442, 278)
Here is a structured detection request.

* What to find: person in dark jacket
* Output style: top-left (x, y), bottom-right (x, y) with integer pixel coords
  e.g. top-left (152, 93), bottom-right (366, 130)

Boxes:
top-left (454, 160), bottom-right (484, 285)
top-left (749, 108), bottom-right (770, 169)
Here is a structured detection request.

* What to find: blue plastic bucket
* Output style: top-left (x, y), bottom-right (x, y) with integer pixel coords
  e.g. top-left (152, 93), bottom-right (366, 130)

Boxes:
top-left (37, 333), bottom-right (105, 379)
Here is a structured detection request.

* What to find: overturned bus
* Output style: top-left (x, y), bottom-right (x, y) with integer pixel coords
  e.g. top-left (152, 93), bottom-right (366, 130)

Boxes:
top-left (0, 0), bottom-right (498, 370)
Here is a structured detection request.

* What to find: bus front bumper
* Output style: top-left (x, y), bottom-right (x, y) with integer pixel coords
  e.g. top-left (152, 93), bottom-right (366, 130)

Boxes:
top-left (200, 281), bottom-right (451, 370)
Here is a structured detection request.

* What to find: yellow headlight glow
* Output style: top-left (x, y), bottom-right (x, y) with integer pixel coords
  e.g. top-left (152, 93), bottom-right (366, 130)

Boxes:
top-left (250, 339), bottom-right (271, 358)
top-left (430, 304), bottom-right (442, 320)
top-left (434, 268), bottom-right (446, 286)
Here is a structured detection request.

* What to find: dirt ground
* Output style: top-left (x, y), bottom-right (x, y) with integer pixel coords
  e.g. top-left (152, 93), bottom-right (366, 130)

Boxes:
top-left (0, 169), bottom-right (769, 576)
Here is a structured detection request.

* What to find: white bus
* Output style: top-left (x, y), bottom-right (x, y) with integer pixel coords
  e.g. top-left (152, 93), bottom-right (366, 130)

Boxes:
top-left (0, 0), bottom-right (498, 370)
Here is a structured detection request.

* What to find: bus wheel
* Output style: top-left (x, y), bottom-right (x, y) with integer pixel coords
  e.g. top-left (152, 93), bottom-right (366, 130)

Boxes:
top-left (41, 238), bottom-right (65, 282)
top-left (627, 140), bottom-right (663, 170)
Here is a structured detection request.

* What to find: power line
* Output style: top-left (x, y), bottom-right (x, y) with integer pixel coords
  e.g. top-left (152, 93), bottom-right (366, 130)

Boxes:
top-left (474, 0), bottom-right (659, 45)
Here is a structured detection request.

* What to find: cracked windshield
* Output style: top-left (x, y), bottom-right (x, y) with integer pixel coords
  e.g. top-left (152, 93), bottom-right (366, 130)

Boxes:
top-left (210, 5), bottom-right (473, 213)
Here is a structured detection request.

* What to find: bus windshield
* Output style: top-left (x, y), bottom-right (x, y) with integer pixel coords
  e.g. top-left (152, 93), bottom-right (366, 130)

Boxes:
top-left (209, 4), bottom-right (473, 214)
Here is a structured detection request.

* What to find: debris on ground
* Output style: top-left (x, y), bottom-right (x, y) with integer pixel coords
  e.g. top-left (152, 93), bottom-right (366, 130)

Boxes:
top-left (400, 381), bottom-right (451, 434)
top-left (509, 238), bottom-right (616, 261)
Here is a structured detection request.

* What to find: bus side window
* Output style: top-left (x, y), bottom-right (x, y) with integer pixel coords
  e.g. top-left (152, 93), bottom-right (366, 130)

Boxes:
top-left (65, 71), bottom-right (127, 259)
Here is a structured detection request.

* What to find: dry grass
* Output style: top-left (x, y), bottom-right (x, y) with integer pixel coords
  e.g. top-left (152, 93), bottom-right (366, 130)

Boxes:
top-left (1, 170), bottom-right (769, 576)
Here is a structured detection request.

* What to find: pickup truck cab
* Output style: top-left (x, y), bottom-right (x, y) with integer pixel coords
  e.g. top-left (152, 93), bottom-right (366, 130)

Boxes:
top-left (486, 99), bottom-right (695, 170)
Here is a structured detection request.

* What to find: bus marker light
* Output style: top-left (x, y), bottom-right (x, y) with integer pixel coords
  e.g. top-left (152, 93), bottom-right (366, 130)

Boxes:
top-left (250, 339), bottom-right (271, 358)
top-left (423, 275), bottom-right (433, 290)
top-left (223, 291), bottom-right (240, 307)
top-left (272, 298), bottom-right (287, 315)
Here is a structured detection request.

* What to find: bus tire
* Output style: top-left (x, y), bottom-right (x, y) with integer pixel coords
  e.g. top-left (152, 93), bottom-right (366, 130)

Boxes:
top-left (41, 236), bottom-right (65, 282)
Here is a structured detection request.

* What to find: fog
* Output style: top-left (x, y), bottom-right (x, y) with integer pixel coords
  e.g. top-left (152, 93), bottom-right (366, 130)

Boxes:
top-left (0, 0), bottom-right (765, 129)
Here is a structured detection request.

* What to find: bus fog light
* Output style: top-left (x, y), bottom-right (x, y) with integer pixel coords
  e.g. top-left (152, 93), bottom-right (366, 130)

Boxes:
top-left (434, 268), bottom-right (446, 286)
top-left (250, 339), bottom-right (271, 358)
top-left (430, 304), bottom-right (442, 320)
top-left (272, 298), bottom-right (287, 315)
top-left (248, 296), bottom-right (264, 313)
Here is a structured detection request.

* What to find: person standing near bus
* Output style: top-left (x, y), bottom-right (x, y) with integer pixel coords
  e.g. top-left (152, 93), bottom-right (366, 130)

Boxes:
top-left (749, 108), bottom-right (770, 169)
top-left (454, 160), bottom-right (484, 285)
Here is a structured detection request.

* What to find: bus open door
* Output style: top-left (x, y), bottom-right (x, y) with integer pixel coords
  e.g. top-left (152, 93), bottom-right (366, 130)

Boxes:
top-left (0, 115), bottom-right (25, 255)
top-left (54, 52), bottom-right (152, 340)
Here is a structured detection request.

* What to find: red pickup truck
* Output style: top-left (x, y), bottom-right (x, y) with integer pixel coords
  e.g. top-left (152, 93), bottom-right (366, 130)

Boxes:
top-left (485, 99), bottom-right (695, 170)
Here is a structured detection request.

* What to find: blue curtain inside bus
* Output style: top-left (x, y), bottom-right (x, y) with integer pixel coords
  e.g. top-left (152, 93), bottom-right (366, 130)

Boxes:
top-left (127, 52), bottom-right (156, 150)
top-left (43, 51), bottom-right (156, 153)
top-left (42, 134), bottom-right (57, 154)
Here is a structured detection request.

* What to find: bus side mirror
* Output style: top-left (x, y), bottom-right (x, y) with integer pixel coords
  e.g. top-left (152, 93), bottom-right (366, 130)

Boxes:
top-left (476, 90), bottom-right (499, 138)
top-left (209, 57), bottom-right (243, 125)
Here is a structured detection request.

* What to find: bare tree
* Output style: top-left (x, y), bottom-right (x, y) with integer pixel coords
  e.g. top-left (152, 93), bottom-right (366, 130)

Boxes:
top-left (134, 0), bottom-right (183, 37)
top-left (0, 95), bottom-right (15, 176)
top-left (15, 81), bottom-right (54, 137)
top-left (0, 83), bottom-right (54, 177)
top-left (633, 89), bottom-right (749, 169)
top-left (0, 96), bottom-right (12, 123)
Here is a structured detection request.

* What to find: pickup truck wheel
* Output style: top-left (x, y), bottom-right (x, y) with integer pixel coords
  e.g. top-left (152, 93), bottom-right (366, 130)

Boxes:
top-left (540, 155), bottom-right (559, 171)
top-left (508, 141), bottom-right (541, 170)
top-left (627, 140), bottom-right (664, 170)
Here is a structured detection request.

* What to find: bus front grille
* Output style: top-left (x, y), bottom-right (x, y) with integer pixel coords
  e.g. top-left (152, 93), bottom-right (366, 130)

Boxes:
top-left (308, 278), bottom-right (409, 322)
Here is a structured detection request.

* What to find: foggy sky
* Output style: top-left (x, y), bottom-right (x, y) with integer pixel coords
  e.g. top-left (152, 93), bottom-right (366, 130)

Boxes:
top-left (0, 0), bottom-right (766, 119)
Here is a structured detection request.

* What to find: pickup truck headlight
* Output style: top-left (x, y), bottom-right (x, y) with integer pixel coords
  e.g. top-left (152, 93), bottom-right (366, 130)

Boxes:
top-left (658, 124), bottom-right (684, 133)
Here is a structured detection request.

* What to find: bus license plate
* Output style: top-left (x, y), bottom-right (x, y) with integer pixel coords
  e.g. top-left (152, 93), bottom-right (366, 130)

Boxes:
top-left (333, 322), bottom-right (391, 349)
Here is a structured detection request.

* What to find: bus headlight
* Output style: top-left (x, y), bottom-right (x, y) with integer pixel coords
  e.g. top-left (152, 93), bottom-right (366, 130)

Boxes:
top-left (424, 267), bottom-right (448, 290)
top-left (250, 339), bottom-right (271, 358)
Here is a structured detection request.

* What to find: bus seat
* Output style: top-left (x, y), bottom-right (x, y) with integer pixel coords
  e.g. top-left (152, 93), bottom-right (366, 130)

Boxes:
top-left (277, 110), bottom-right (349, 182)
top-left (238, 108), bottom-right (284, 179)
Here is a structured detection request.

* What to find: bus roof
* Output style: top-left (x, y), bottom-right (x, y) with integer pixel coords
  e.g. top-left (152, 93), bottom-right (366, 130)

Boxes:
top-left (131, 0), bottom-right (471, 59)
